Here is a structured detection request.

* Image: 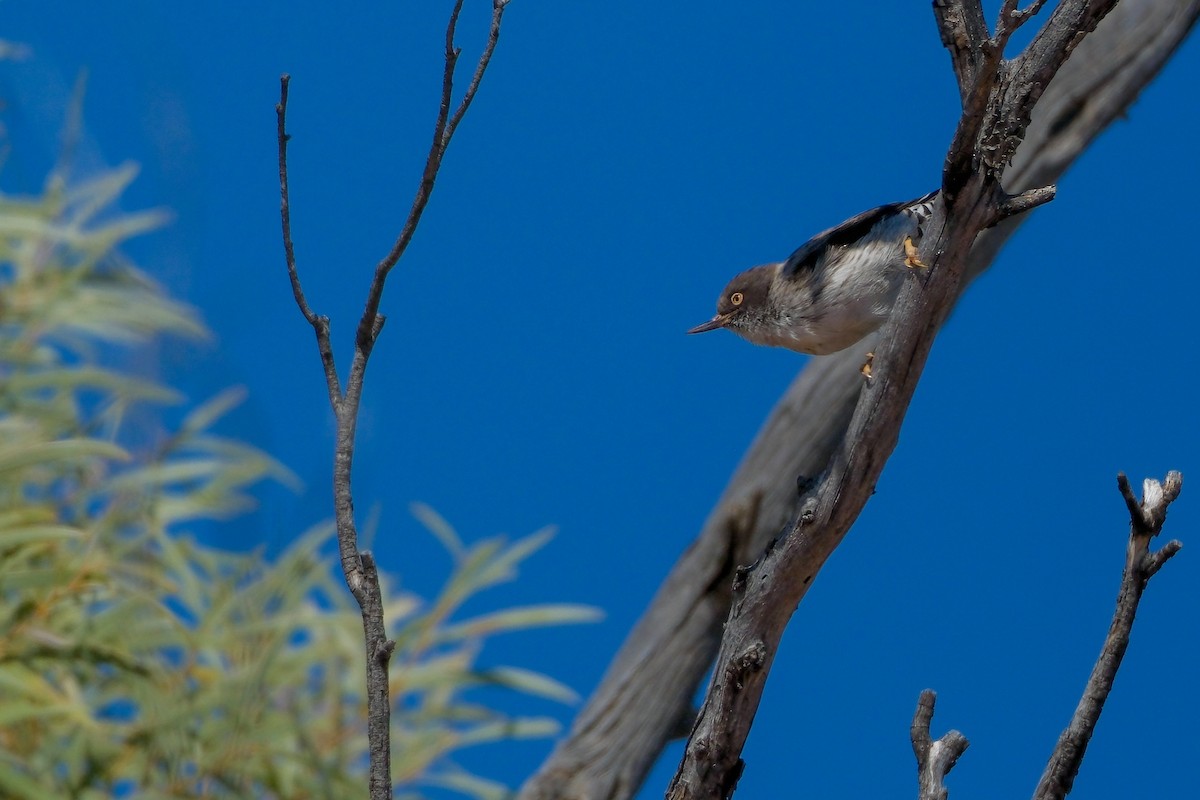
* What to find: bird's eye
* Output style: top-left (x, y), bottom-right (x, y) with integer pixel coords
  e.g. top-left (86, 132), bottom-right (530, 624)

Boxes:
top-left (730, 292), bottom-right (744, 306)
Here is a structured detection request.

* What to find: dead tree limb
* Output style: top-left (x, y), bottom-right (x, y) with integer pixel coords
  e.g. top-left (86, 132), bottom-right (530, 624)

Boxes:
top-left (1031, 472), bottom-right (1184, 800)
top-left (275, 3), bottom-right (510, 797)
top-left (516, 2), bottom-right (1199, 799)
top-left (664, 3), bottom-right (1125, 795)
top-left (907, 471), bottom-right (1183, 800)
top-left (911, 691), bottom-right (969, 800)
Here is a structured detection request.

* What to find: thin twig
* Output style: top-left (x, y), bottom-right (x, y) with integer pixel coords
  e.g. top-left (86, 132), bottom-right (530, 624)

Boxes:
top-left (274, 4), bottom-right (512, 798)
top-left (278, 66), bottom-right (394, 800)
top-left (1032, 471), bottom-right (1183, 800)
top-left (1015, 0), bottom-right (1052, 23)
top-left (941, 0), bottom-right (1119, 194)
top-left (355, 0), bottom-right (509, 356)
top-left (994, 0), bottom-right (1051, 48)
top-left (990, 184), bottom-right (1056, 225)
top-left (277, 76), bottom-right (342, 407)
top-left (277, 76), bottom-right (313, 327)
top-left (984, 0), bottom-right (1122, 174)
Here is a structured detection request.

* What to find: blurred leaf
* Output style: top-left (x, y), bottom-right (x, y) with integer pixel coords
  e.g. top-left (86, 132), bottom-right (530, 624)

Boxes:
top-left (0, 523), bottom-right (82, 548)
top-left (411, 501), bottom-right (465, 561)
top-left (0, 109), bottom-right (593, 800)
top-left (178, 386), bottom-right (246, 439)
top-left (422, 767), bottom-right (510, 800)
top-left (106, 459), bottom-right (230, 491)
top-left (471, 527), bottom-right (557, 591)
top-left (476, 666), bottom-right (580, 704)
top-left (0, 761), bottom-right (60, 800)
top-left (3, 366), bottom-right (181, 405)
top-left (436, 604), bottom-right (602, 642)
top-left (452, 716), bottom-right (561, 747)
top-left (0, 438), bottom-right (129, 474)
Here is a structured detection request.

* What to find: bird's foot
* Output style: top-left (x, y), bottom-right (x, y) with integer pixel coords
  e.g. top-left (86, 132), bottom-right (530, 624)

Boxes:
top-left (860, 351), bottom-right (875, 381)
top-left (904, 236), bottom-right (927, 269)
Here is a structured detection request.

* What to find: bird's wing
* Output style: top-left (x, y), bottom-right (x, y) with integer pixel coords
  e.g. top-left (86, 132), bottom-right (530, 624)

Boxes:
top-left (781, 191), bottom-right (938, 278)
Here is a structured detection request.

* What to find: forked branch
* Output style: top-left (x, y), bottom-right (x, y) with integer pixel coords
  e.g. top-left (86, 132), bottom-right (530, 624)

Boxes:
top-left (518, 5), bottom-right (1199, 798)
top-left (1031, 471), bottom-right (1183, 800)
top-left (356, 0), bottom-right (510, 356)
top-left (911, 691), bottom-right (969, 800)
top-left (909, 471), bottom-right (1183, 800)
top-left (274, 3), bottom-right (512, 798)
top-left (665, 3), bottom-right (1120, 798)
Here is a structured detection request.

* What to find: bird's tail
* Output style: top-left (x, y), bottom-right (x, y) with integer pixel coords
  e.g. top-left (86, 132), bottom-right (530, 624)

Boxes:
top-left (902, 190), bottom-right (938, 227)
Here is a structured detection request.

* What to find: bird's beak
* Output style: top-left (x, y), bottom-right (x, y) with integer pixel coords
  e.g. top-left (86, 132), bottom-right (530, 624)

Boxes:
top-left (687, 314), bottom-right (731, 335)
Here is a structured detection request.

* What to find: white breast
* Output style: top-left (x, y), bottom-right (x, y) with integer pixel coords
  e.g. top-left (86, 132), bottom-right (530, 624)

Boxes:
top-left (764, 211), bottom-right (922, 355)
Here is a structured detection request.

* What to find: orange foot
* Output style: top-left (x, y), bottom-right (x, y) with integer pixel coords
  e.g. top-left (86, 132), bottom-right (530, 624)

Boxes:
top-left (904, 236), bottom-right (927, 269)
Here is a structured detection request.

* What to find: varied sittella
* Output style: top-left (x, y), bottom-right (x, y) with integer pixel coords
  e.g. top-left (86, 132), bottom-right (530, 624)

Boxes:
top-left (688, 192), bottom-right (936, 355)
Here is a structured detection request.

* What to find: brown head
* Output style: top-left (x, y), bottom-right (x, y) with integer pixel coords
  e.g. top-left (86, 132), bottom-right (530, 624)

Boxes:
top-left (687, 264), bottom-right (777, 338)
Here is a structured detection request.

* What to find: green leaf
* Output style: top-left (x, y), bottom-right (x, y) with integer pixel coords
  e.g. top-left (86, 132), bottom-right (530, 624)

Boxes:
top-left (0, 524), bottom-right (83, 548)
top-left (3, 366), bottom-right (181, 405)
top-left (411, 501), bottom-right (465, 560)
top-left (0, 507), bottom-right (56, 529)
top-left (476, 666), bottom-right (580, 704)
top-left (0, 149), bottom-right (599, 798)
top-left (422, 767), bottom-right (511, 800)
top-left (436, 604), bottom-right (603, 642)
top-left (0, 701), bottom-right (73, 728)
top-left (105, 459), bottom-right (228, 491)
top-left (0, 438), bottom-right (129, 474)
top-left (452, 716), bottom-right (561, 747)
top-left (179, 386), bottom-right (246, 437)
top-left (472, 526), bottom-right (557, 590)
top-left (62, 161), bottom-right (139, 225)
top-left (0, 567), bottom-right (93, 591)
top-left (0, 760), bottom-right (61, 800)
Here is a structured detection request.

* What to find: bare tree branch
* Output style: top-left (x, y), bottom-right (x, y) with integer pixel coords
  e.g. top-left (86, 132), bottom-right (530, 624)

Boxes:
top-left (277, 75), bottom-right (342, 407)
top-left (910, 470), bottom-right (1183, 800)
top-left (941, 0), bottom-right (1119, 200)
top-left (911, 691), bottom-right (969, 800)
top-left (1032, 471), bottom-right (1184, 800)
top-left (990, 183), bottom-right (1056, 223)
top-left (518, 4), bottom-right (1199, 799)
top-left (355, 0), bottom-right (509, 357)
top-left (275, 4), bottom-right (511, 797)
top-left (995, 0), bottom-right (1054, 47)
top-left (665, 3), bottom-right (1150, 796)
top-left (932, 0), bottom-right (1063, 182)
top-left (932, 0), bottom-right (990, 100)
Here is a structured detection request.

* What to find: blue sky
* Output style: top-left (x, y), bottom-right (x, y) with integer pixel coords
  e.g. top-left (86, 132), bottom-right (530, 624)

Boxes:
top-left (3, 2), bottom-right (1198, 798)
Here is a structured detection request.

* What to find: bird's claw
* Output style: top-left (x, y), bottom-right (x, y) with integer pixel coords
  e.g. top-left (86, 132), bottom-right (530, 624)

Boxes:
top-left (860, 351), bottom-right (874, 381)
top-left (904, 236), bottom-right (927, 269)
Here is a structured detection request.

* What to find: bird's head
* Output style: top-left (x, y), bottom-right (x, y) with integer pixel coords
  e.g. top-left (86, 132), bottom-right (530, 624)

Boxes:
top-left (687, 264), bottom-right (777, 338)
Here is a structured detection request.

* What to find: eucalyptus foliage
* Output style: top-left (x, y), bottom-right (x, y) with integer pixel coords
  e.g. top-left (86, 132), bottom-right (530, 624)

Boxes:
top-left (0, 154), bottom-right (595, 798)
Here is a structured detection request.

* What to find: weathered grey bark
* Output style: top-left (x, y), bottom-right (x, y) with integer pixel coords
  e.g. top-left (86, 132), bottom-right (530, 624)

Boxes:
top-left (517, 3), bottom-right (1199, 799)
top-left (665, 0), bottom-right (1114, 789)
top-left (911, 691), bottom-right (969, 800)
top-left (907, 471), bottom-right (1183, 800)
top-left (277, 3), bottom-right (511, 798)
top-left (1031, 472), bottom-right (1183, 800)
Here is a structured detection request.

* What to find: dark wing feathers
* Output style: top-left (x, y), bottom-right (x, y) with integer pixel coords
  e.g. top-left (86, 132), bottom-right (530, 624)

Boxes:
top-left (781, 191), bottom-right (938, 278)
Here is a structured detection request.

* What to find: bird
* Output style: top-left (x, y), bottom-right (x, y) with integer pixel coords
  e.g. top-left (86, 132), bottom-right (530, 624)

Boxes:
top-left (687, 191), bottom-right (937, 355)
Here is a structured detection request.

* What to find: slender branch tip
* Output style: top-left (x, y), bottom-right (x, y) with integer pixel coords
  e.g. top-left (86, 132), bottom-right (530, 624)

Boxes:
top-left (273, 8), bottom-right (510, 799)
